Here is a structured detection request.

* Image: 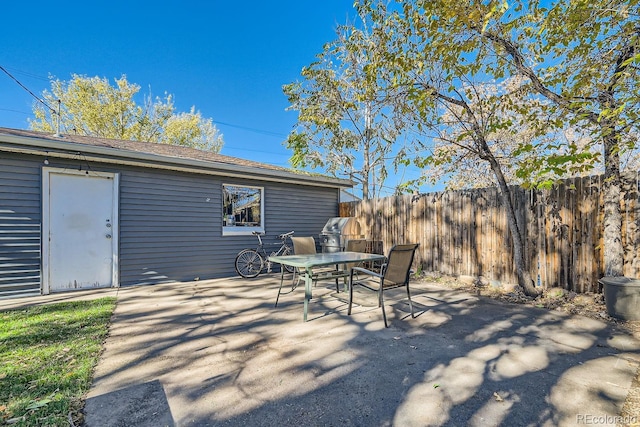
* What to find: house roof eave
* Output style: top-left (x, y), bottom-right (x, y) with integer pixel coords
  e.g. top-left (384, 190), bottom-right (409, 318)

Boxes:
top-left (0, 130), bottom-right (355, 189)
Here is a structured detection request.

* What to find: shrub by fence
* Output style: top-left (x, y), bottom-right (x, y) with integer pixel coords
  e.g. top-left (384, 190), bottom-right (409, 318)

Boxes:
top-left (340, 172), bottom-right (640, 293)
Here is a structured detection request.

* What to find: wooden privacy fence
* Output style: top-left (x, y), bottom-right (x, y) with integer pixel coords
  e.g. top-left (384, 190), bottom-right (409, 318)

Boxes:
top-left (339, 172), bottom-right (640, 293)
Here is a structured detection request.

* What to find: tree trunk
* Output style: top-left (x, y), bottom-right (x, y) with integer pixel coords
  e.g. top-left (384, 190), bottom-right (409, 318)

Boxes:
top-left (487, 154), bottom-right (540, 297)
top-left (362, 133), bottom-right (371, 200)
top-left (431, 86), bottom-right (540, 296)
top-left (602, 136), bottom-right (624, 277)
top-left (486, 25), bottom-right (632, 282)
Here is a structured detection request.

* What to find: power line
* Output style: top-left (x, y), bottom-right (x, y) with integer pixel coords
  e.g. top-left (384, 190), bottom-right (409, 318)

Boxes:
top-left (0, 65), bottom-right (289, 139)
top-left (0, 65), bottom-right (56, 114)
top-left (212, 120), bottom-right (287, 138)
top-left (1, 66), bottom-right (49, 82)
top-left (0, 107), bottom-right (31, 116)
top-left (0, 66), bottom-right (292, 144)
top-left (223, 145), bottom-right (290, 156)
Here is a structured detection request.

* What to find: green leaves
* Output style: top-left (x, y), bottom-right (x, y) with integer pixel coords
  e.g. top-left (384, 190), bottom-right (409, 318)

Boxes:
top-left (481, 0), bottom-right (509, 33)
top-left (285, 132), bottom-right (317, 168)
top-left (288, 0), bottom-right (639, 197)
top-left (283, 11), bottom-right (406, 198)
top-left (30, 74), bottom-right (224, 152)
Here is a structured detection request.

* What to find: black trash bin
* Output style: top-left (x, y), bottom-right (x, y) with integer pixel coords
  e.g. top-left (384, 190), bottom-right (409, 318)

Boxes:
top-left (598, 276), bottom-right (640, 321)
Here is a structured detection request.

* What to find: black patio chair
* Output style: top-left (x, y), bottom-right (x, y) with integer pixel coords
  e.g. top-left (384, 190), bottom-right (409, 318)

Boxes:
top-left (347, 243), bottom-right (419, 328)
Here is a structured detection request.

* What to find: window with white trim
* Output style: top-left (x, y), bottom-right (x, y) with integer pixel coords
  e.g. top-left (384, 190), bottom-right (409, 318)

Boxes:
top-left (222, 184), bottom-right (264, 235)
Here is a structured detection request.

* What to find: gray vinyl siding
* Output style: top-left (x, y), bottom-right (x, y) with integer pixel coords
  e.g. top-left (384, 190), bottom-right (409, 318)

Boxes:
top-left (118, 170), bottom-right (340, 285)
top-left (0, 155), bottom-right (41, 298)
top-left (118, 169), bottom-right (220, 285)
top-left (208, 180), bottom-right (341, 279)
top-left (265, 184), bottom-right (340, 244)
top-left (0, 151), bottom-right (341, 297)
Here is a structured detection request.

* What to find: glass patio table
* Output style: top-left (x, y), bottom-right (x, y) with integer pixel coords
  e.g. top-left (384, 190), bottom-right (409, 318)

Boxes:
top-left (269, 251), bottom-right (386, 321)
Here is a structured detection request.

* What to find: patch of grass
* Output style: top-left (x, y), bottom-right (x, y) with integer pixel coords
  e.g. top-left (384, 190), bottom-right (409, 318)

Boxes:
top-left (0, 298), bottom-right (116, 426)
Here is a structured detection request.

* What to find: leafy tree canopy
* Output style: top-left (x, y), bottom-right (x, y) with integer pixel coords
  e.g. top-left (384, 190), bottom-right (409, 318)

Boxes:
top-left (284, 19), bottom-right (410, 199)
top-left (354, 0), bottom-right (639, 191)
top-left (342, 0), bottom-right (639, 290)
top-left (30, 74), bottom-right (223, 153)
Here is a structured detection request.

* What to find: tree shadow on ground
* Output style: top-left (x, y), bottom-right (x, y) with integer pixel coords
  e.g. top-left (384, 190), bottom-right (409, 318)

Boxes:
top-left (83, 278), bottom-right (640, 427)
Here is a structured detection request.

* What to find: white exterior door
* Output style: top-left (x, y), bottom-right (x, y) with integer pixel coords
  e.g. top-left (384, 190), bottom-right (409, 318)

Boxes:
top-left (43, 168), bottom-right (119, 293)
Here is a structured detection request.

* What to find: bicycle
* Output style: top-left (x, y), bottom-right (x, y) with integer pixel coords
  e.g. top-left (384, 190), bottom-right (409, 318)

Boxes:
top-left (234, 231), bottom-right (296, 278)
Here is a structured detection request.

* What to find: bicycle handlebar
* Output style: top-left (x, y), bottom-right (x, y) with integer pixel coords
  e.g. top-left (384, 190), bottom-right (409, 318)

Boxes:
top-left (277, 231), bottom-right (295, 239)
top-left (251, 230), bottom-right (294, 241)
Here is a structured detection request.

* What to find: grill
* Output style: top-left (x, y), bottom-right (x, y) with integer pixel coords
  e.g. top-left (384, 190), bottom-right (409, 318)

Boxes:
top-left (319, 217), bottom-right (364, 253)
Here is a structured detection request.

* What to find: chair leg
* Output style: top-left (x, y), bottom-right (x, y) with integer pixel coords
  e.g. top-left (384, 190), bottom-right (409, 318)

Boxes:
top-left (334, 265), bottom-right (343, 293)
top-left (406, 283), bottom-right (415, 318)
top-left (275, 269), bottom-right (286, 307)
top-left (348, 277), bottom-right (354, 315)
top-left (380, 289), bottom-right (389, 328)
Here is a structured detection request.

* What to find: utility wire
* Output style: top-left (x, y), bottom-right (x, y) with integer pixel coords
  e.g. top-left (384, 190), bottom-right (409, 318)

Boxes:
top-left (0, 65), bottom-right (292, 141)
top-left (223, 146), bottom-right (290, 156)
top-left (1, 66), bottom-right (49, 81)
top-left (212, 120), bottom-right (286, 138)
top-left (0, 107), bottom-right (31, 116)
top-left (0, 65), bottom-right (56, 114)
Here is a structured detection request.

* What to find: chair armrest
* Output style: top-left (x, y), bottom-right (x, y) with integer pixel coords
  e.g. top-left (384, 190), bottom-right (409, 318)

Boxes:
top-left (351, 266), bottom-right (383, 279)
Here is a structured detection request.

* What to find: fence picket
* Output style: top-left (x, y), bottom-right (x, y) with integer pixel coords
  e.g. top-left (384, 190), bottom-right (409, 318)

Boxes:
top-left (340, 173), bottom-right (640, 292)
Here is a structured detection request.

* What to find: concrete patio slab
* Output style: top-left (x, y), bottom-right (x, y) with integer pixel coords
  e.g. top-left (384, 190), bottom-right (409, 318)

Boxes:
top-left (4, 276), bottom-right (639, 426)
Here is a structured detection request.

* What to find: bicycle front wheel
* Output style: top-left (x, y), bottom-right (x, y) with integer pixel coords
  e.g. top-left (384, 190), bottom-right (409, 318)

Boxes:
top-left (280, 246), bottom-right (295, 273)
top-left (235, 249), bottom-right (264, 278)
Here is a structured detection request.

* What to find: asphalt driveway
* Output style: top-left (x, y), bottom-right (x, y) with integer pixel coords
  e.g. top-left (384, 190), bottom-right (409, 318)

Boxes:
top-left (18, 276), bottom-right (640, 427)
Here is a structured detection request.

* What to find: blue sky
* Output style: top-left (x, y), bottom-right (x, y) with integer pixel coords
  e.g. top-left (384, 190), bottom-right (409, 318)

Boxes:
top-left (1, 1), bottom-right (426, 196)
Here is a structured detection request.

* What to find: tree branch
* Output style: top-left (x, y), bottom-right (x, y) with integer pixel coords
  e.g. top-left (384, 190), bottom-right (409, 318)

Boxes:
top-left (481, 30), bottom-right (602, 124)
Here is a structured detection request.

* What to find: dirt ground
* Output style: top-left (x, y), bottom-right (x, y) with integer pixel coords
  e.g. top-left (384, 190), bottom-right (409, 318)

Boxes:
top-left (416, 272), bottom-right (640, 336)
top-left (416, 273), bottom-right (640, 425)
